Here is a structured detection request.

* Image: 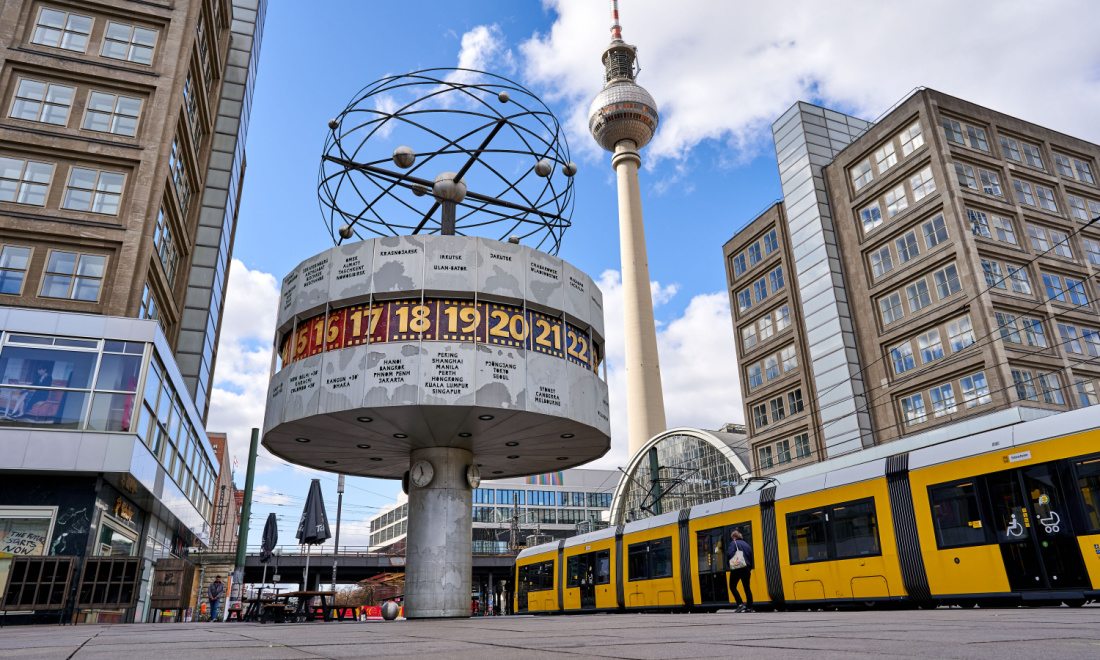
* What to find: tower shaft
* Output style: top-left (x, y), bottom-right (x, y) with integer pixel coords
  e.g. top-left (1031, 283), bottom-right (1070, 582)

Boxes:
top-left (613, 140), bottom-right (667, 457)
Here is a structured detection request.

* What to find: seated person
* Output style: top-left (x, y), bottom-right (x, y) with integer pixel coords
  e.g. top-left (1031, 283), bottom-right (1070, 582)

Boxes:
top-left (10, 367), bottom-right (53, 418)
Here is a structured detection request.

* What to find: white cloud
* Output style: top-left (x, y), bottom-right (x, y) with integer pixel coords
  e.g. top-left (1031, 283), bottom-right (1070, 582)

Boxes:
top-left (251, 484), bottom-right (296, 507)
top-left (455, 24), bottom-right (516, 76)
top-left (587, 271), bottom-right (742, 470)
top-left (522, 0), bottom-right (1100, 166)
top-left (206, 259), bottom-right (279, 469)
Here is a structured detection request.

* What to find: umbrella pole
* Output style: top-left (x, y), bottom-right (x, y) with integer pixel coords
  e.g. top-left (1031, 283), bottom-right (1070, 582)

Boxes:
top-left (261, 563), bottom-right (268, 599)
top-left (303, 544), bottom-right (311, 591)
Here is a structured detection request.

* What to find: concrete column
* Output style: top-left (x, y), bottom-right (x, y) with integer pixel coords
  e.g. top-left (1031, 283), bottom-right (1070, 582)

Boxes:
top-left (612, 139), bottom-right (667, 458)
top-left (404, 446), bottom-right (473, 618)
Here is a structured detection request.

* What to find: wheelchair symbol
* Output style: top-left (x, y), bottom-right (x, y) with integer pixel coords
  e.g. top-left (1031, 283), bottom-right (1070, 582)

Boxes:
top-left (1038, 510), bottom-right (1060, 534)
top-left (1006, 514), bottom-right (1024, 538)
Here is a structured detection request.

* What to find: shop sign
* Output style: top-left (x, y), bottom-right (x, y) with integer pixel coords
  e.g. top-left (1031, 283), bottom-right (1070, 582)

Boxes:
top-left (113, 497), bottom-right (135, 522)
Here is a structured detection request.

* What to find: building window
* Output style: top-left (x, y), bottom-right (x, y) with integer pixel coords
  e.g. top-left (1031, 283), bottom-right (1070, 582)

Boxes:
top-left (1023, 317), bottom-right (1047, 347)
top-left (169, 137), bottom-right (191, 215)
top-left (769, 266), bottom-right (784, 292)
top-left (31, 8), bottom-right (91, 52)
top-left (876, 142), bottom-right (897, 172)
top-left (101, 22), bottom-right (157, 65)
top-left (765, 355), bottom-right (779, 381)
top-left (1074, 159), bottom-right (1095, 184)
top-left (1068, 195), bottom-right (1090, 221)
top-left (948, 316), bottom-right (975, 351)
top-left (981, 260), bottom-right (1006, 289)
top-left (896, 231), bottom-right (919, 264)
top-left (1086, 238), bottom-right (1100, 265)
top-left (934, 264), bottom-right (961, 299)
top-left (62, 168), bottom-right (124, 215)
top-left (930, 383), bottom-right (957, 418)
top-left (1039, 373), bottom-right (1064, 405)
top-left (775, 305), bottom-right (790, 331)
top-left (776, 439), bottom-right (791, 464)
top-left (770, 396), bottom-right (785, 423)
top-left (741, 325), bottom-right (757, 350)
top-left (737, 289), bottom-right (752, 313)
top-left (961, 372), bottom-right (991, 408)
top-left (0, 245), bottom-right (32, 295)
top-left (967, 209), bottom-right (991, 238)
top-left (139, 283), bottom-right (163, 330)
top-left (1014, 180), bottom-right (1036, 207)
top-left (942, 118), bottom-right (965, 144)
top-left (871, 246), bottom-right (892, 278)
top-left (1021, 143), bottom-right (1044, 169)
top-left (781, 345), bottom-right (796, 372)
top-left (1011, 369), bottom-right (1038, 401)
top-left (732, 253), bottom-right (746, 277)
top-left (752, 403), bottom-right (768, 430)
top-left (748, 242), bottom-right (761, 266)
top-left (1055, 154), bottom-right (1075, 178)
top-left (793, 433), bottom-right (810, 459)
top-left (891, 342), bottom-right (915, 375)
top-left (1035, 185), bottom-right (1058, 213)
top-left (967, 126), bottom-right (988, 151)
top-left (906, 279), bottom-right (931, 312)
top-left (992, 215), bottom-right (1016, 244)
top-left (788, 389), bottom-right (804, 414)
top-left (971, 171), bottom-right (1001, 199)
top-left (880, 293), bottom-right (903, 325)
top-left (763, 229), bottom-right (778, 255)
top-left (852, 159), bottom-right (873, 191)
top-left (955, 163), bottom-right (977, 190)
top-left (82, 92), bottom-right (141, 137)
top-left (1076, 379), bottom-right (1099, 406)
top-left (153, 208), bottom-right (178, 284)
top-left (10, 79), bottom-right (73, 125)
top-left (1028, 225), bottom-right (1050, 252)
top-left (996, 312), bottom-right (1022, 344)
top-left (901, 393), bottom-right (927, 426)
top-left (758, 316), bottom-right (774, 342)
top-left (1066, 278), bottom-right (1089, 306)
top-left (753, 277), bottom-right (767, 303)
top-left (885, 185), bottom-right (908, 218)
top-left (900, 122), bottom-right (924, 156)
top-left (1091, 199), bottom-right (1100, 220)
top-left (39, 250), bottom-right (106, 301)
top-left (861, 202), bottom-right (883, 233)
top-left (1058, 324), bottom-right (1083, 353)
top-left (911, 167), bottom-right (936, 201)
top-left (1007, 265), bottom-right (1032, 294)
top-left (1042, 273), bottom-right (1066, 302)
top-left (757, 446), bottom-right (773, 470)
top-left (0, 157), bottom-right (53, 206)
top-left (918, 330), bottom-right (943, 364)
top-left (922, 215), bottom-right (948, 249)
top-left (1001, 137), bottom-right (1022, 162)
top-left (748, 364), bottom-right (762, 389)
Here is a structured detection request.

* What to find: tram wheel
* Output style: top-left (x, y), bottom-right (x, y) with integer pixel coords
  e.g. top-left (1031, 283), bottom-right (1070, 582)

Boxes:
top-left (1063, 599), bottom-right (1086, 608)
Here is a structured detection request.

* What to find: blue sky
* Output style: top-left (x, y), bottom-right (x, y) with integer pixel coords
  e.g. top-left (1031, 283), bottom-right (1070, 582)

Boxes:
top-left (209, 0), bottom-right (1100, 549)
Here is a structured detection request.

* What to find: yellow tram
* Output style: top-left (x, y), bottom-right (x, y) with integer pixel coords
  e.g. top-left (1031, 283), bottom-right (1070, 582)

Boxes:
top-left (514, 407), bottom-right (1100, 612)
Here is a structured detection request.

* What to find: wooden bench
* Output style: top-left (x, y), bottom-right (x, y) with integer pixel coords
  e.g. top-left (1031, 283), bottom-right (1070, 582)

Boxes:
top-left (225, 607), bottom-right (244, 622)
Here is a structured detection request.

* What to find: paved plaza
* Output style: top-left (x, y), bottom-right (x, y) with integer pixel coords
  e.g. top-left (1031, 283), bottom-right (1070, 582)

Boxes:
top-left (1, 607), bottom-right (1099, 659)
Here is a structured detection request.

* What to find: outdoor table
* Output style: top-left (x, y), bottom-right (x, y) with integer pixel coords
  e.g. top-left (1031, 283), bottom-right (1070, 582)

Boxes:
top-left (278, 590), bottom-right (340, 622)
top-left (240, 597), bottom-right (277, 622)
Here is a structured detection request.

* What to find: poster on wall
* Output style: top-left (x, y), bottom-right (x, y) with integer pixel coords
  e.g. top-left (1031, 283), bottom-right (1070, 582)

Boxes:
top-left (0, 513), bottom-right (54, 601)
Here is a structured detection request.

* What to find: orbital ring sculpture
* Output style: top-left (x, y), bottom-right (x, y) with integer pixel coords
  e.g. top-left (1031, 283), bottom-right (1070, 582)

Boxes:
top-left (318, 68), bottom-right (577, 255)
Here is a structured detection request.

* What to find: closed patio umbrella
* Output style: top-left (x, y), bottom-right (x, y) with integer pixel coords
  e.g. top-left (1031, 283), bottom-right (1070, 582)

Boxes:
top-left (259, 513), bottom-right (278, 592)
top-left (296, 479), bottom-right (331, 593)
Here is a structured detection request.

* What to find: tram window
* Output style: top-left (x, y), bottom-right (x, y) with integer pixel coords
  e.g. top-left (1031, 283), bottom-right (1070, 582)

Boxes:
top-left (832, 500), bottom-right (881, 559)
top-left (596, 550), bottom-right (610, 584)
top-left (984, 472), bottom-right (1028, 541)
top-left (566, 555), bottom-right (581, 588)
top-left (787, 509), bottom-right (829, 564)
top-left (519, 560), bottom-right (555, 592)
top-left (1074, 457), bottom-right (1100, 531)
top-left (627, 537), bottom-right (673, 581)
top-left (697, 522), bottom-right (753, 574)
top-left (929, 481), bottom-right (988, 548)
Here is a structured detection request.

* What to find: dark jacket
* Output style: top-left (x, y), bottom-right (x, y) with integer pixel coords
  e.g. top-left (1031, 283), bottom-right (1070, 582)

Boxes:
top-left (726, 538), bottom-right (753, 570)
top-left (208, 580), bottom-right (225, 600)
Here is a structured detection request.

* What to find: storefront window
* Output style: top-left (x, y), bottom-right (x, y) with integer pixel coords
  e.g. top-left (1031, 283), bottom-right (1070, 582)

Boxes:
top-left (97, 521), bottom-right (136, 556)
top-left (0, 509), bottom-right (55, 597)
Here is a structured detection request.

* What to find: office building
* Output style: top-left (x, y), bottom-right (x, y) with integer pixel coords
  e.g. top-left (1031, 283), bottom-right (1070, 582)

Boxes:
top-left (0, 0), bottom-right (265, 622)
top-left (725, 89), bottom-right (1100, 474)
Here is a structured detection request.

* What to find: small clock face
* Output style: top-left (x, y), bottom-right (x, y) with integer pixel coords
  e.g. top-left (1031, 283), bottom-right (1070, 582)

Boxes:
top-left (410, 460), bottom-right (434, 488)
top-left (466, 464), bottom-right (481, 490)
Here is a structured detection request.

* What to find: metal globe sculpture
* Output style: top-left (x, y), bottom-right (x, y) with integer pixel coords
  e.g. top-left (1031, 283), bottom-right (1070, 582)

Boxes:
top-left (319, 69), bottom-right (575, 255)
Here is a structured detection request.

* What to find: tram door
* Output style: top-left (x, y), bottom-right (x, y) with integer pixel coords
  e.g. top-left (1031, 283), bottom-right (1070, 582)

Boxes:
top-left (579, 552), bottom-right (597, 609)
top-left (697, 526), bottom-right (729, 604)
top-left (985, 464), bottom-right (1090, 591)
top-left (517, 567), bottom-right (529, 613)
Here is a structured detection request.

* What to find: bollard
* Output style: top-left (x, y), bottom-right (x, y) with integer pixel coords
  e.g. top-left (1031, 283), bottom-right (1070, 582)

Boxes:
top-left (381, 601), bottom-right (399, 621)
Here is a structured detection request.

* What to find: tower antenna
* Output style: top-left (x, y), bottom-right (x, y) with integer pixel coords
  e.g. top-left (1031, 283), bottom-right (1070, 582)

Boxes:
top-left (610, 0), bottom-right (622, 40)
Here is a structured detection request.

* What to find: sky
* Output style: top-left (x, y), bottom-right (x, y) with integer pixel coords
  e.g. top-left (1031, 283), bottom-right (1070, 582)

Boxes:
top-left (207, 0), bottom-right (1100, 549)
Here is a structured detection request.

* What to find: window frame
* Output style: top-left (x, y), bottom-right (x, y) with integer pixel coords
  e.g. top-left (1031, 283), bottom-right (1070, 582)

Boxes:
top-left (785, 497), bottom-right (882, 565)
top-left (9, 77), bottom-right (74, 126)
top-left (81, 90), bottom-right (143, 138)
top-left (100, 21), bottom-right (158, 65)
top-left (926, 478), bottom-right (994, 549)
top-left (61, 166), bottom-right (126, 216)
top-left (626, 536), bottom-right (673, 582)
top-left (30, 7), bottom-right (92, 53)
top-left (36, 249), bottom-right (108, 302)
top-left (0, 244), bottom-right (34, 296)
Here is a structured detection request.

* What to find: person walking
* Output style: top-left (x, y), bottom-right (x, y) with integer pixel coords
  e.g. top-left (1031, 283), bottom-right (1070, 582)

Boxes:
top-left (726, 530), bottom-right (754, 613)
top-left (208, 576), bottom-right (225, 622)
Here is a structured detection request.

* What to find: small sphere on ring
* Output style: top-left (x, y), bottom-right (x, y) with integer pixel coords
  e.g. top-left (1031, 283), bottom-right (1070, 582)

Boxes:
top-left (562, 162), bottom-right (578, 177)
top-left (433, 172), bottom-right (467, 203)
top-left (392, 146), bottom-right (416, 169)
top-left (338, 224), bottom-right (354, 240)
top-left (508, 235), bottom-right (520, 244)
top-left (411, 184), bottom-right (428, 197)
top-left (498, 91), bottom-right (510, 103)
top-left (534, 159), bottom-right (553, 178)
top-left (327, 118), bottom-right (339, 130)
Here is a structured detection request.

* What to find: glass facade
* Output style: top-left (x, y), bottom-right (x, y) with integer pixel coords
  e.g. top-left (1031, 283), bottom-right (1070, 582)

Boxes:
top-left (616, 432), bottom-right (748, 524)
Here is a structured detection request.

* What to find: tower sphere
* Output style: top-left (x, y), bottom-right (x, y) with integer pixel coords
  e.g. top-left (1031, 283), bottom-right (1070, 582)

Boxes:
top-left (587, 42), bottom-right (659, 152)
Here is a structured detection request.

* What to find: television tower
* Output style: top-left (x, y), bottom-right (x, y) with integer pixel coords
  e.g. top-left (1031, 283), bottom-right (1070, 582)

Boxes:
top-left (588, 1), bottom-right (666, 458)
